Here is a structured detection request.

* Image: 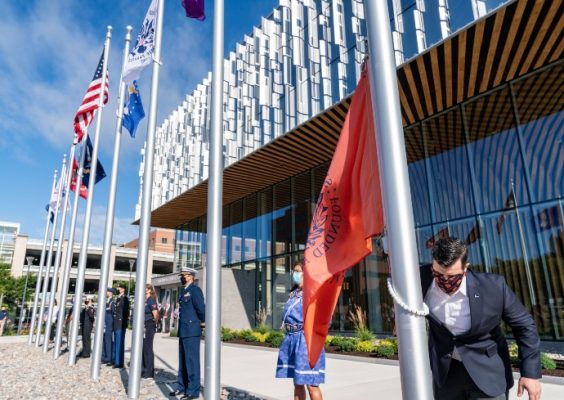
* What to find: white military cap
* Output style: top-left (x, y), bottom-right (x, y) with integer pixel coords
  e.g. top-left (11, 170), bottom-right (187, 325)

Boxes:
top-left (179, 267), bottom-right (198, 275)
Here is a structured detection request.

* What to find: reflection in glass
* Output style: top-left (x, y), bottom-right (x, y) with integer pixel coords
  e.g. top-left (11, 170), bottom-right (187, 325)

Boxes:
top-left (424, 108), bottom-right (476, 222)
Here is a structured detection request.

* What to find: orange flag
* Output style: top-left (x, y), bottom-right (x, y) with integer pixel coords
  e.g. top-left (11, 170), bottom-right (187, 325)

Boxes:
top-left (303, 70), bottom-right (384, 367)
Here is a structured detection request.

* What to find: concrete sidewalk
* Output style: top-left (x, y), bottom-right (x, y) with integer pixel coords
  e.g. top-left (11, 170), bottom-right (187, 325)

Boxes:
top-left (125, 332), bottom-right (564, 400)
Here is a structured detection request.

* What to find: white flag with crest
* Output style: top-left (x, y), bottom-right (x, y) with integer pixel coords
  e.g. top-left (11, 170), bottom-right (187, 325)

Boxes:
top-left (122, 0), bottom-right (158, 84)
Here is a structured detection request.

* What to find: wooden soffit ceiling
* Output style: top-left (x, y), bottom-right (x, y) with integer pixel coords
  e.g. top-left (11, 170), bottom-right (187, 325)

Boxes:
top-left (145, 0), bottom-right (563, 229)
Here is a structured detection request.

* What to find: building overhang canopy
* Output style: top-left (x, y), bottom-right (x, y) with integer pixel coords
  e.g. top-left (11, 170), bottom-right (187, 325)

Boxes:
top-left (143, 0), bottom-right (562, 229)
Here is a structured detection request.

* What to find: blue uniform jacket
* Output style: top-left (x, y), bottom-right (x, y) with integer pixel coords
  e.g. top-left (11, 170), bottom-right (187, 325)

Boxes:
top-left (105, 299), bottom-right (115, 328)
top-left (177, 284), bottom-right (205, 338)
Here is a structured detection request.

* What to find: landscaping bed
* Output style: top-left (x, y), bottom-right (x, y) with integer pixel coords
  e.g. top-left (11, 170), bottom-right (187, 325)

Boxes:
top-left (219, 326), bottom-right (564, 378)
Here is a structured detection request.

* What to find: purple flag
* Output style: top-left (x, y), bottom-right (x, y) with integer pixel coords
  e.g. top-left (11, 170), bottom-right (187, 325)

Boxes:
top-left (181, 0), bottom-right (205, 20)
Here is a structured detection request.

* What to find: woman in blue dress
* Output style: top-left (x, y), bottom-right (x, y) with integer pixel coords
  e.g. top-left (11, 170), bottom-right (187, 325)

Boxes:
top-left (276, 262), bottom-right (324, 400)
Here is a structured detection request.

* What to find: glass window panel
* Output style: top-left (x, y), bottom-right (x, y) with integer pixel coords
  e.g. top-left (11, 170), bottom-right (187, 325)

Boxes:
top-left (464, 87), bottom-right (530, 213)
top-left (406, 124), bottom-right (432, 225)
top-left (243, 194), bottom-right (258, 261)
top-left (231, 199), bottom-right (244, 264)
top-left (222, 205), bottom-right (231, 265)
top-left (512, 65), bottom-right (564, 202)
top-left (416, 226), bottom-right (434, 265)
top-left (448, 0), bottom-right (474, 33)
top-left (421, 0), bottom-right (445, 48)
top-left (532, 201), bottom-right (564, 339)
top-left (272, 255), bottom-right (292, 329)
top-left (293, 171), bottom-right (313, 251)
top-left (258, 188), bottom-right (273, 258)
top-left (399, 0), bottom-right (419, 59)
top-left (274, 179), bottom-right (292, 255)
top-left (424, 108), bottom-right (476, 222)
top-left (480, 208), bottom-right (554, 339)
top-left (365, 237), bottom-right (394, 334)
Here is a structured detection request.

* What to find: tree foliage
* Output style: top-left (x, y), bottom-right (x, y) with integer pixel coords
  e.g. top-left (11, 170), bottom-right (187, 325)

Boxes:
top-left (0, 263), bottom-right (37, 310)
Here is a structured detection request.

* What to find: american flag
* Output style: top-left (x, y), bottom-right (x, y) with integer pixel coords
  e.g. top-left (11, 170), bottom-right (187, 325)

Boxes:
top-left (73, 51), bottom-right (109, 143)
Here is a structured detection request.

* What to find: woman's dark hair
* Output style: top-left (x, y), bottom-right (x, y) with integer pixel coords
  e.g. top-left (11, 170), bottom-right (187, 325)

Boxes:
top-left (431, 237), bottom-right (468, 267)
top-left (290, 261), bottom-right (304, 292)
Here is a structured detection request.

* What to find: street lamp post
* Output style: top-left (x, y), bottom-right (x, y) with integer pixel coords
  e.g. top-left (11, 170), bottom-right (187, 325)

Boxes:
top-left (18, 257), bottom-right (35, 335)
top-left (128, 259), bottom-right (135, 298)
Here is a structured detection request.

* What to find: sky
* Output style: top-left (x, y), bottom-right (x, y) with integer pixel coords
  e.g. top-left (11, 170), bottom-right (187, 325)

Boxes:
top-left (0, 0), bottom-right (279, 245)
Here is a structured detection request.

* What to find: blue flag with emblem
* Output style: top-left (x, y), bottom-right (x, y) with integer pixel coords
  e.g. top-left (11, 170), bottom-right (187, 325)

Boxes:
top-left (123, 81), bottom-right (145, 138)
top-left (82, 136), bottom-right (106, 187)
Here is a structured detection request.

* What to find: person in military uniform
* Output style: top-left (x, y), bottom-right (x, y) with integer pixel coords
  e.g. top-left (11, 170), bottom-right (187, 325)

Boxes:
top-left (142, 284), bottom-right (159, 379)
top-left (112, 283), bottom-right (130, 368)
top-left (169, 267), bottom-right (205, 400)
top-left (79, 297), bottom-right (95, 358)
top-left (102, 288), bottom-right (115, 365)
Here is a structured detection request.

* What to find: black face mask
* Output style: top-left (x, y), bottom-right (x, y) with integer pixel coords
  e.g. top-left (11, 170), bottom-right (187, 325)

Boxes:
top-left (180, 276), bottom-right (187, 285)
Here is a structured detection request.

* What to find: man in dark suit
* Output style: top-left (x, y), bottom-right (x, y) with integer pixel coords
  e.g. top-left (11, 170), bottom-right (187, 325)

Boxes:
top-left (79, 297), bottom-right (95, 358)
top-left (170, 267), bottom-right (205, 400)
top-left (422, 237), bottom-right (541, 399)
top-left (112, 283), bottom-right (130, 368)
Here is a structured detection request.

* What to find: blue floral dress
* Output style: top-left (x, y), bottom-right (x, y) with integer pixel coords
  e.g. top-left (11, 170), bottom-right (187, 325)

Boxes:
top-left (275, 289), bottom-right (326, 386)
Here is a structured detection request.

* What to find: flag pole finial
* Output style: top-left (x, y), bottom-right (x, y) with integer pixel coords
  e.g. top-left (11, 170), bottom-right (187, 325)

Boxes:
top-left (106, 25), bottom-right (113, 38)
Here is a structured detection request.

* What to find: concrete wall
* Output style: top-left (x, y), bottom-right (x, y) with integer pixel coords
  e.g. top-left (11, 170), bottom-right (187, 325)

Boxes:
top-left (200, 267), bottom-right (256, 330)
top-left (11, 235), bottom-right (28, 277)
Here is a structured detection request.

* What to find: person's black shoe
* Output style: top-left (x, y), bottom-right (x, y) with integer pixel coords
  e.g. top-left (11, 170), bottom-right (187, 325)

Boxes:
top-left (105, 362), bottom-right (114, 366)
top-left (180, 395), bottom-right (199, 400)
top-left (169, 390), bottom-right (182, 396)
top-left (113, 364), bottom-right (124, 369)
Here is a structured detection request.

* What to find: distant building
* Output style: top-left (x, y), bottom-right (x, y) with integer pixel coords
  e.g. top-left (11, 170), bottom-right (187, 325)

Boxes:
top-left (9, 235), bottom-right (174, 302)
top-left (122, 228), bottom-right (174, 254)
top-left (0, 221), bottom-right (20, 264)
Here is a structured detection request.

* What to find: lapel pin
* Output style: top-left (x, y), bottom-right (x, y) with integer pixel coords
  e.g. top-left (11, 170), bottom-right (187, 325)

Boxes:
top-left (475, 294), bottom-right (480, 298)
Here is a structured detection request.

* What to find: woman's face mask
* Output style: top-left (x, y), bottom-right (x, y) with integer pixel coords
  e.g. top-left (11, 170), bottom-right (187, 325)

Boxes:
top-left (292, 271), bottom-right (303, 286)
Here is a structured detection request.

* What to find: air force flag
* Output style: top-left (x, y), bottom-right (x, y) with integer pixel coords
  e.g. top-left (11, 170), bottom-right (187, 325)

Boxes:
top-left (123, 81), bottom-right (146, 138)
top-left (122, 0), bottom-right (158, 84)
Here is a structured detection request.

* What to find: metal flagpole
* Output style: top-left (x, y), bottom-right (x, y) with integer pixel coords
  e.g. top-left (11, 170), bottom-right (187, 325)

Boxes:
top-left (37, 154), bottom-right (67, 348)
top-left (68, 26), bottom-right (113, 366)
top-left (44, 144), bottom-right (76, 352)
top-left (28, 169), bottom-right (57, 345)
top-left (54, 141), bottom-right (87, 359)
top-left (128, 0), bottom-right (164, 396)
top-left (91, 25), bottom-right (133, 380)
top-left (364, 1), bottom-right (433, 399)
top-left (18, 256), bottom-right (35, 335)
top-left (205, 0), bottom-right (224, 398)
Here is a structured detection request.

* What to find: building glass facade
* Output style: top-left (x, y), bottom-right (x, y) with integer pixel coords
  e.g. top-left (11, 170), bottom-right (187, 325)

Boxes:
top-left (175, 62), bottom-right (563, 339)
top-left (0, 222), bottom-right (19, 265)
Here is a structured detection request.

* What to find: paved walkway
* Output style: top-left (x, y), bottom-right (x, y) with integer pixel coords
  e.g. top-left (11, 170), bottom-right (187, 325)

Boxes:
top-left (125, 332), bottom-right (564, 400)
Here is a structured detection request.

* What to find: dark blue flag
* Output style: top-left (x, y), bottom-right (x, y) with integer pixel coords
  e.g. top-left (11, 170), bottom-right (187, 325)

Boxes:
top-left (45, 204), bottom-right (54, 223)
top-left (122, 81), bottom-right (145, 138)
top-left (82, 136), bottom-right (106, 187)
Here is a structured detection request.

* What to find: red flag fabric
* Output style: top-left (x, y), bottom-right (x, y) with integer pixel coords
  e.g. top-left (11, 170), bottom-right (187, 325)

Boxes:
top-left (70, 159), bottom-right (88, 199)
top-left (303, 70), bottom-right (384, 368)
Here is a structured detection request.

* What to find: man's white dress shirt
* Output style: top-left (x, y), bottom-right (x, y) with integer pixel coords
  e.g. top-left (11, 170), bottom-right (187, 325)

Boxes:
top-left (425, 276), bottom-right (471, 360)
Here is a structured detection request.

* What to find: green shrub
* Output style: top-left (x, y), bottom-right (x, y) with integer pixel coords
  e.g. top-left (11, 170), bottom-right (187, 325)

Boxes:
top-left (540, 353), bottom-right (557, 370)
top-left (169, 329), bottom-right (177, 337)
top-left (221, 327), bottom-right (235, 342)
top-left (255, 323), bottom-right (271, 334)
top-left (251, 331), bottom-right (269, 343)
top-left (331, 337), bottom-right (357, 352)
top-left (266, 331), bottom-right (284, 346)
top-left (356, 340), bottom-right (376, 353)
top-left (375, 345), bottom-right (395, 358)
top-left (236, 329), bottom-right (253, 340)
top-left (355, 327), bottom-right (375, 342)
top-left (379, 338), bottom-right (398, 354)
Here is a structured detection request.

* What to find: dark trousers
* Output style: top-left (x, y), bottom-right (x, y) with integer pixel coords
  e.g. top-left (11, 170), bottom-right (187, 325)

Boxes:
top-left (177, 337), bottom-right (201, 396)
top-left (81, 326), bottom-right (92, 357)
top-left (113, 328), bottom-right (127, 366)
top-left (142, 320), bottom-right (156, 377)
top-left (102, 325), bottom-right (114, 362)
top-left (434, 360), bottom-right (507, 400)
